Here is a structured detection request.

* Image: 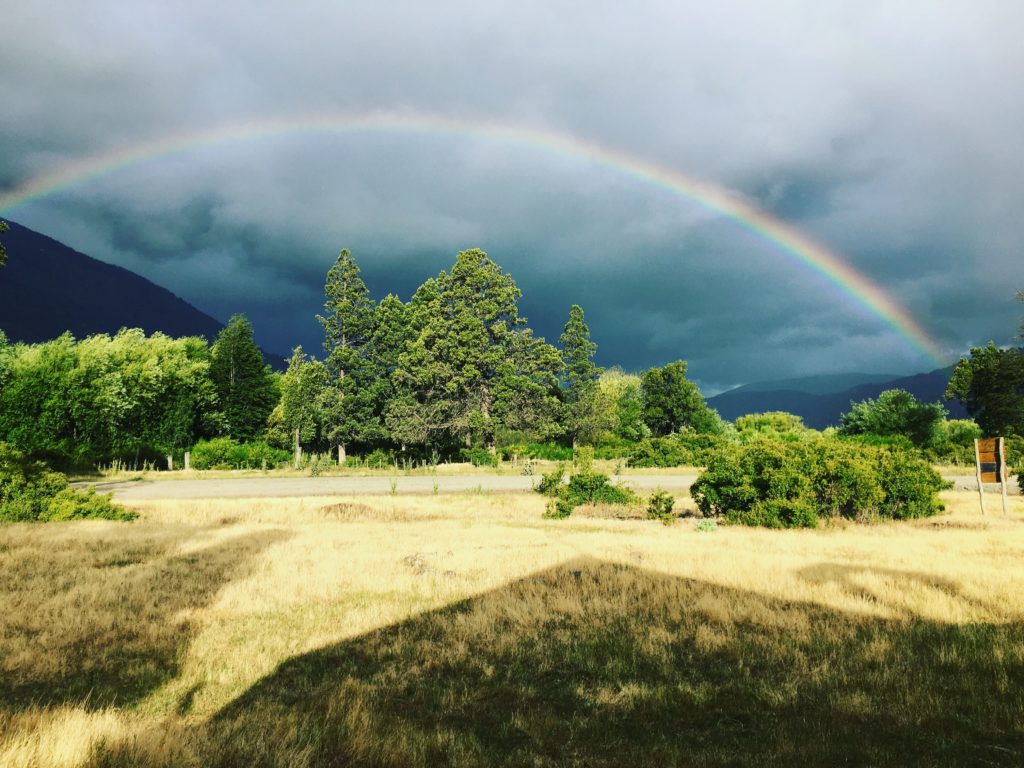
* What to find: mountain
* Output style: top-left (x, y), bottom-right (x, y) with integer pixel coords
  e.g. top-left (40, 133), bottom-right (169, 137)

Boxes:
top-left (0, 220), bottom-right (287, 369)
top-left (721, 372), bottom-right (901, 397)
top-left (708, 366), bottom-right (968, 428)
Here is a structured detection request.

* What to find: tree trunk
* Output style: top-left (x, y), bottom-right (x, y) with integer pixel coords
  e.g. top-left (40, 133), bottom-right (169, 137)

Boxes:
top-left (337, 443), bottom-right (346, 466)
top-left (294, 427), bottom-right (302, 469)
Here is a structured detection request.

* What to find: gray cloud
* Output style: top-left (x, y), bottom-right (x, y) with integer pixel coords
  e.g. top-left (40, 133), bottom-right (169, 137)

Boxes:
top-left (3, 0), bottom-right (1023, 390)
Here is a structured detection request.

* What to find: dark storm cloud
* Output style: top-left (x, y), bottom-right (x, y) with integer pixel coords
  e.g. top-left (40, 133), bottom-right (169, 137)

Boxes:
top-left (2, 0), bottom-right (1023, 388)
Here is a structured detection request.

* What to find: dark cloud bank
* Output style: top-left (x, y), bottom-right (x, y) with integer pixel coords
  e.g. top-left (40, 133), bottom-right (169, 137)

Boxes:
top-left (2, 1), bottom-right (1022, 392)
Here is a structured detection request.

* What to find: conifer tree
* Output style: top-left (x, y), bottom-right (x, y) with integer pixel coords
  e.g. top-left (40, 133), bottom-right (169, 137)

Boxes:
top-left (209, 314), bottom-right (277, 441)
top-left (559, 304), bottom-right (603, 446)
top-left (393, 249), bottom-right (561, 449)
top-left (316, 249), bottom-right (376, 463)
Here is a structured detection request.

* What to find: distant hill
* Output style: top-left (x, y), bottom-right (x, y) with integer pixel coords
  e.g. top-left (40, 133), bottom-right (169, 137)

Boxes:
top-left (0, 220), bottom-right (287, 370)
top-left (722, 372), bottom-right (902, 397)
top-left (708, 366), bottom-right (968, 428)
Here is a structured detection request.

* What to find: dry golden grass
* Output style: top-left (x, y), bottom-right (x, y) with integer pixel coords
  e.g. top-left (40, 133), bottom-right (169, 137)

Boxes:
top-left (1, 489), bottom-right (1022, 766)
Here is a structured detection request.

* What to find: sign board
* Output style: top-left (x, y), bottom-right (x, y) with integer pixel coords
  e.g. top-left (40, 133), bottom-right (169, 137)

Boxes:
top-left (974, 437), bottom-right (1009, 516)
top-left (977, 437), bottom-right (1005, 483)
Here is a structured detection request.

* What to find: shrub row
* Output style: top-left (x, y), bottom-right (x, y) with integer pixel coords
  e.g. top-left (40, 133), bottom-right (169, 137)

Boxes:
top-left (0, 443), bottom-right (134, 522)
top-left (190, 438), bottom-right (291, 470)
top-left (691, 436), bottom-right (947, 528)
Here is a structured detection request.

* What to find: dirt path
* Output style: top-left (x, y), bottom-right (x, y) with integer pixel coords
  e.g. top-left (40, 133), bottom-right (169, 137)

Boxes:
top-left (98, 474), bottom-right (703, 501)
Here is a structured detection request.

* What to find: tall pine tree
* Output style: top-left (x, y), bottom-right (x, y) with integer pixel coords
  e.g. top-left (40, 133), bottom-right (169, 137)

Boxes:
top-left (209, 314), bottom-right (278, 441)
top-left (316, 249), bottom-right (376, 463)
top-left (559, 304), bottom-right (603, 447)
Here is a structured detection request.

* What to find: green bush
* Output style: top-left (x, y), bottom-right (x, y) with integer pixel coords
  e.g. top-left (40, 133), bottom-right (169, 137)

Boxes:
top-left (0, 442), bottom-right (134, 522)
top-left (537, 466), bottom-right (636, 518)
top-left (513, 442), bottom-right (574, 461)
top-left (362, 448), bottom-right (397, 470)
top-left (461, 446), bottom-right (499, 467)
top-left (627, 437), bottom-right (690, 468)
top-left (536, 465), bottom-right (566, 496)
top-left (190, 438), bottom-right (290, 470)
top-left (691, 436), bottom-right (945, 528)
top-left (647, 488), bottom-right (675, 523)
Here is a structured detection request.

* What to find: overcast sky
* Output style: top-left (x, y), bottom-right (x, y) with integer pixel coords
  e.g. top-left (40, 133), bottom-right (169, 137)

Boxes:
top-left (2, 1), bottom-right (1022, 391)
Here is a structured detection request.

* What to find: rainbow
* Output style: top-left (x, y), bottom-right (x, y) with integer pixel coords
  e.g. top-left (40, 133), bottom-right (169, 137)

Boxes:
top-left (0, 110), bottom-right (947, 364)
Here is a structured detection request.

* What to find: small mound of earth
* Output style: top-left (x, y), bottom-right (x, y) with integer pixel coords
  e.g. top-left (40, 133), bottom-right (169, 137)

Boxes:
top-left (320, 502), bottom-right (376, 520)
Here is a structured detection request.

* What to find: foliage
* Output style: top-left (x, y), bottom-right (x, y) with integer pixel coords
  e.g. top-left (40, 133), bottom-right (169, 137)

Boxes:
top-left (560, 304), bottom-right (604, 445)
top-left (0, 218), bottom-right (7, 266)
top-left (209, 314), bottom-right (278, 441)
top-left (462, 446), bottom-right (499, 467)
top-left (538, 463), bottom-right (637, 519)
top-left (0, 442), bottom-right (134, 522)
top-left (641, 360), bottom-right (721, 437)
top-left (928, 419), bottom-right (983, 464)
top-left (270, 347), bottom-right (328, 462)
top-left (393, 249), bottom-right (562, 449)
top-left (362, 448), bottom-right (398, 470)
top-left (189, 438), bottom-right (289, 470)
top-left (647, 488), bottom-right (675, 523)
top-left (627, 437), bottom-right (690, 468)
top-left (627, 430), bottom-right (731, 468)
top-left (317, 249), bottom-right (379, 456)
top-left (0, 330), bottom-right (220, 469)
top-left (839, 389), bottom-right (947, 449)
top-left (536, 465), bottom-right (567, 496)
top-left (691, 436), bottom-right (946, 528)
top-left (694, 518), bottom-right (718, 532)
top-left (945, 343), bottom-right (1024, 438)
top-left (735, 411), bottom-right (808, 442)
top-left (595, 368), bottom-right (648, 442)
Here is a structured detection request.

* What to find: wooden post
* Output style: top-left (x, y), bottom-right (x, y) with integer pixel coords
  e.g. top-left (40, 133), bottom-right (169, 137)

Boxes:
top-left (974, 439), bottom-right (986, 515)
top-left (166, 454), bottom-right (173, 471)
top-left (184, 451), bottom-right (191, 470)
top-left (1000, 437), bottom-right (1009, 518)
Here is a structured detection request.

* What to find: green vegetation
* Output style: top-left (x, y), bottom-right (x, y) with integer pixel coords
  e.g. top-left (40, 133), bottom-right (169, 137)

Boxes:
top-left (209, 315), bottom-right (278, 441)
top-left (0, 442), bottom-right (133, 522)
top-left (692, 436), bottom-right (946, 528)
top-left (946, 342), bottom-right (1024, 439)
top-left (839, 388), bottom-right (946, 449)
top-left (188, 438), bottom-right (290, 470)
top-left (0, 329), bottom-right (218, 470)
top-left (0, 218), bottom-right (7, 266)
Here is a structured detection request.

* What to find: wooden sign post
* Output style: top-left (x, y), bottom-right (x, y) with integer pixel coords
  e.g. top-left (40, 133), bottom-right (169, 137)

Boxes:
top-left (974, 437), bottom-right (1009, 517)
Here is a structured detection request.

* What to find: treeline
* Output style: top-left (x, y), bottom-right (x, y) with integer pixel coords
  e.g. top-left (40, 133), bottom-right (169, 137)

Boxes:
top-left (0, 247), bottom-right (1021, 477)
top-left (0, 248), bottom-right (721, 470)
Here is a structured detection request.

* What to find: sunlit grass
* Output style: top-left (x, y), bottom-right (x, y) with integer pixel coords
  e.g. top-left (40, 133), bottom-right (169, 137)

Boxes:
top-left (1, 490), bottom-right (1022, 766)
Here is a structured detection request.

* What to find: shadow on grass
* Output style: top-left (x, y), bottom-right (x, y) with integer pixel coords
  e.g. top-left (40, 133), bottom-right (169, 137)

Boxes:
top-left (0, 528), bottom-right (289, 711)
top-left (183, 557), bottom-right (1024, 768)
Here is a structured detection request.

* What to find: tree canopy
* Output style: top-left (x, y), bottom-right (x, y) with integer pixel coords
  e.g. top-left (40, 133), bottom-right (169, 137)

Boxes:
top-left (209, 314), bottom-right (278, 441)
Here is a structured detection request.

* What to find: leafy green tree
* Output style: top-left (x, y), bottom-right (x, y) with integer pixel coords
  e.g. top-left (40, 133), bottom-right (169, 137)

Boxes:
top-left (640, 360), bottom-right (719, 436)
top-left (945, 342), bottom-right (1024, 438)
top-left (393, 249), bottom-right (561, 450)
top-left (271, 347), bottom-right (328, 467)
top-left (595, 368), bottom-right (648, 441)
top-left (316, 248), bottom-right (377, 463)
top-left (209, 315), bottom-right (278, 441)
top-left (0, 219), bottom-right (8, 266)
top-left (560, 304), bottom-right (603, 446)
top-left (0, 330), bottom-right (220, 468)
top-left (838, 389), bottom-right (946, 449)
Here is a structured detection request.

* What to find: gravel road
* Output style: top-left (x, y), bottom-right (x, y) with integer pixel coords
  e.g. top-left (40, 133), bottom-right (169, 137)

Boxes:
top-left (90, 472), bottom-right (1015, 501)
top-left (98, 474), bottom-right (701, 501)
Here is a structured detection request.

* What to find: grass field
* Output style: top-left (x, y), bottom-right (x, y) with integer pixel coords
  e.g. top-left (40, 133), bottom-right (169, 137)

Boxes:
top-left (2, 490), bottom-right (1023, 767)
